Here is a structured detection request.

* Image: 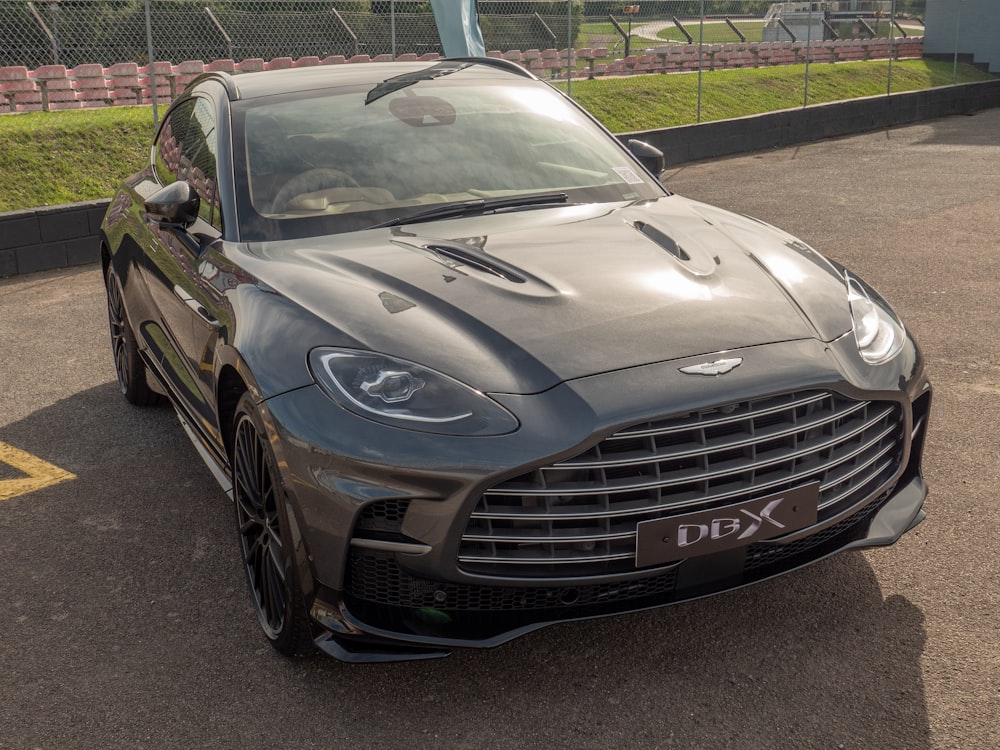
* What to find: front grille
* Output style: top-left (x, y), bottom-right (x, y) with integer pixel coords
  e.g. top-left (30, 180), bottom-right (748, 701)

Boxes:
top-left (348, 549), bottom-right (679, 611)
top-left (344, 488), bottom-right (893, 640)
top-left (460, 390), bottom-right (905, 576)
top-left (355, 499), bottom-right (410, 534)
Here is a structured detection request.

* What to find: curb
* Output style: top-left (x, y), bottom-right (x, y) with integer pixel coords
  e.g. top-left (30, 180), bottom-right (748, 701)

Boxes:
top-left (3, 79), bottom-right (999, 279)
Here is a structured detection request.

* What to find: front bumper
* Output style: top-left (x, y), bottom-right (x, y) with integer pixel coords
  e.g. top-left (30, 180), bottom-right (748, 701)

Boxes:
top-left (309, 472), bottom-right (926, 662)
top-left (259, 336), bottom-right (930, 662)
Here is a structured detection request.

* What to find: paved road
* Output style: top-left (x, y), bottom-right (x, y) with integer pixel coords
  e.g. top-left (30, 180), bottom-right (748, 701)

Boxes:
top-left (629, 18), bottom-right (927, 44)
top-left (2, 111), bottom-right (998, 749)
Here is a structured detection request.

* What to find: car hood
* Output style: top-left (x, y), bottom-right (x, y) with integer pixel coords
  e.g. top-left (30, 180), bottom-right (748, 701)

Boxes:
top-left (238, 195), bottom-right (853, 394)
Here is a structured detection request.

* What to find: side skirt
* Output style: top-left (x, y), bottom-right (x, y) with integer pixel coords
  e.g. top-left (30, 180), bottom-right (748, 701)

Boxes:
top-left (176, 410), bottom-right (233, 500)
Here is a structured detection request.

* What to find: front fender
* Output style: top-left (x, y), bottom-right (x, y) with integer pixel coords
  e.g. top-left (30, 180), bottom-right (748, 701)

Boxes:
top-left (215, 277), bottom-right (362, 399)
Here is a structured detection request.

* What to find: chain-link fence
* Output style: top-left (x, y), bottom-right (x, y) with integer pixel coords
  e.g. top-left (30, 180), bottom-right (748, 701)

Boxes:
top-left (1, 1), bottom-right (579, 68)
top-left (0, 0), bottom-right (964, 126)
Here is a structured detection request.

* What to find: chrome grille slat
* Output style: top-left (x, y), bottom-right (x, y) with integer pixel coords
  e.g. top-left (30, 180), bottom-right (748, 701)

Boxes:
top-left (816, 432), bottom-right (897, 503)
top-left (485, 402), bottom-right (896, 499)
top-left (462, 529), bottom-right (636, 544)
top-left (608, 391), bottom-right (831, 439)
top-left (458, 551), bottom-right (637, 565)
top-left (820, 437), bottom-right (896, 491)
top-left (467, 446), bottom-right (900, 549)
top-left (553, 400), bottom-right (873, 470)
top-left (460, 391), bottom-right (905, 576)
top-left (820, 457), bottom-right (897, 509)
top-left (472, 419), bottom-right (894, 523)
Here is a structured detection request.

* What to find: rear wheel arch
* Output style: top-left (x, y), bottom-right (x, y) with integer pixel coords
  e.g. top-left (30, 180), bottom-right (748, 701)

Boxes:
top-left (100, 240), bottom-right (111, 278)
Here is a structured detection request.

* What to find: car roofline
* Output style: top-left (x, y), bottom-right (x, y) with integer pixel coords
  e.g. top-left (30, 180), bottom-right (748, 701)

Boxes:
top-left (181, 71), bottom-right (240, 100)
top-left (444, 56), bottom-right (537, 80)
top-left (181, 56), bottom-right (538, 103)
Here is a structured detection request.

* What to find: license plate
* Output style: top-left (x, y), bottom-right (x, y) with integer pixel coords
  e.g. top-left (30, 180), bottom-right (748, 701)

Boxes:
top-left (635, 483), bottom-right (820, 567)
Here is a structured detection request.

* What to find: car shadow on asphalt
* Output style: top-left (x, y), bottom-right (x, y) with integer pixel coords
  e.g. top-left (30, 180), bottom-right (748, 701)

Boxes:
top-left (910, 109), bottom-right (1000, 147)
top-left (303, 555), bottom-right (930, 750)
top-left (0, 382), bottom-right (930, 750)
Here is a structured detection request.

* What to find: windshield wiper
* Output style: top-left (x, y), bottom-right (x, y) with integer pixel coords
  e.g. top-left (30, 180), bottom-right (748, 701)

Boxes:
top-left (365, 61), bottom-right (472, 105)
top-left (368, 193), bottom-right (570, 229)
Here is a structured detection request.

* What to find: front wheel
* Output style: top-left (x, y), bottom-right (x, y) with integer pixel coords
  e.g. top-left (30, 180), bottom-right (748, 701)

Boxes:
top-left (231, 392), bottom-right (313, 656)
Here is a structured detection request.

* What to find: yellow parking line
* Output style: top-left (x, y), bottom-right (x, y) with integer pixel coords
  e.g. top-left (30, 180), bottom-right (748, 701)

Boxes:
top-left (0, 441), bottom-right (76, 502)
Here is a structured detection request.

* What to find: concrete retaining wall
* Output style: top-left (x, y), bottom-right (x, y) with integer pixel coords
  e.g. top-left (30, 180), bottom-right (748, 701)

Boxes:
top-left (2, 79), bottom-right (999, 278)
top-left (0, 201), bottom-right (109, 277)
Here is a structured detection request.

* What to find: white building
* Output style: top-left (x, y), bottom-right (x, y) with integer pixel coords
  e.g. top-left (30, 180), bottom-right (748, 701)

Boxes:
top-left (924, 0), bottom-right (1000, 73)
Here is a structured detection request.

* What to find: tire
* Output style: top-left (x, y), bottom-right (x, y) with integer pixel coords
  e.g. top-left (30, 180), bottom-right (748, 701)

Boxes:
top-left (231, 392), bottom-right (313, 656)
top-left (105, 265), bottom-right (161, 407)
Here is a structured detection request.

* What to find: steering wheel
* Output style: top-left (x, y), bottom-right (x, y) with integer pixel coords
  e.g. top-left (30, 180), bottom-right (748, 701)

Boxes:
top-left (271, 168), bottom-right (361, 213)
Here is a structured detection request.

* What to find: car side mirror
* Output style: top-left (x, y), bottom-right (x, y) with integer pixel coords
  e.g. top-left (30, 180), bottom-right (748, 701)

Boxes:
top-left (627, 139), bottom-right (666, 180)
top-left (145, 181), bottom-right (200, 228)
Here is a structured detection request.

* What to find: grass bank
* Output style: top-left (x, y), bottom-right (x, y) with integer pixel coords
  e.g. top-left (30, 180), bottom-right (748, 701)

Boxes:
top-left (0, 60), bottom-right (993, 212)
top-left (563, 59), bottom-right (994, 133)
top-left (0, 106), bottom-right (153, 212)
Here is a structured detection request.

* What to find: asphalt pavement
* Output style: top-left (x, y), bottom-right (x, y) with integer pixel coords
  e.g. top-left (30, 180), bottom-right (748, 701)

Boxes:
top-left (1, 110), bottom-right (998, 750)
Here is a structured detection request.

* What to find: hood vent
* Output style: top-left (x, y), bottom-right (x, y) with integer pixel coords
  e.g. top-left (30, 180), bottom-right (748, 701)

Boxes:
top-left (633, 221), bottom-right (690, 261)
top-left (424, 242), bottom-right (526, 284)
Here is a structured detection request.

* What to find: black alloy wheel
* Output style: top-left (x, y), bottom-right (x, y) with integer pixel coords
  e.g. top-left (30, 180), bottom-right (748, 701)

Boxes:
top-left (105, 266), bottom-right (159, 406)
top-left (232, 393), bottom-right (312, 655)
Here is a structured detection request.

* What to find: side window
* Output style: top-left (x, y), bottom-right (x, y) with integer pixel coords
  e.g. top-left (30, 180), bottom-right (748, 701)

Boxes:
top-left (152, 97), bottom-right (222, 233)
top-left (180, 99), bottom-right (221, 232)
top-left (153, 99), bottom-right (195, 186)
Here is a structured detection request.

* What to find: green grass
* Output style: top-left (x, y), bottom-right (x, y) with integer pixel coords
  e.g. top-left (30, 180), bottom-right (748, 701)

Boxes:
top-left (0, 106), bottom-right (153, 212)
top-left (657, 20), bottom-right (766, 44)
top-left (0, 60), bottom-right (993, 212)
top-left (563, 59), bottom-right (993, 133)
top-left (577, 21), bottom-right (662, 49)
top-left (577, 19), bottom-right (768, 49)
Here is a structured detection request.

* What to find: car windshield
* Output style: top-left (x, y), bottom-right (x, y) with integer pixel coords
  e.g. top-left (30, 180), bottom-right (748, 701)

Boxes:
top-left (231, 73), bottom-right (664, 240)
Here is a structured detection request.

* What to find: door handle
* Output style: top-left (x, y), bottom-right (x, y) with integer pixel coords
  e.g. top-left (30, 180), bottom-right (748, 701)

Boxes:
top-left (173, 285), bottom-right (220, 328)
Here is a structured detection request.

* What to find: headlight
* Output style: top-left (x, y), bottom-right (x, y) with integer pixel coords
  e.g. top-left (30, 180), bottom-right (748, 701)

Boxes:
top-left (846, 273), bottom-right (905, 364)
top-left (308, 348), bottom-right (519, 436)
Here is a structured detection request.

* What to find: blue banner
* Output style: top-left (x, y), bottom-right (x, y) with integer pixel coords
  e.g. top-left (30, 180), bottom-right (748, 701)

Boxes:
top-left (429, 0), bottom-right (486, 57)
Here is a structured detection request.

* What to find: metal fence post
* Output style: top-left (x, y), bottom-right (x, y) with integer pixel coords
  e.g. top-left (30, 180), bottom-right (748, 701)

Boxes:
top-left (887, 0), bottom-right (896, 95)
top-left (566, 0), bottom-right (572, 98)
top-left (804, 2), bottom-right (813, 108)
top-left (49, 1), bottom-right (60, 65)
top-left (952, 0), bottom-right (962, 84)
top-left (204, 6), bottom-right (234, 61)
top-left (26, 2), bottom-right (59, 66)
top-left (145, 0), bottom-right (159, 129)
top-left (331, 8), bottom-right (360, 58)
top-left (696, 0), bottom-right (705, 124)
